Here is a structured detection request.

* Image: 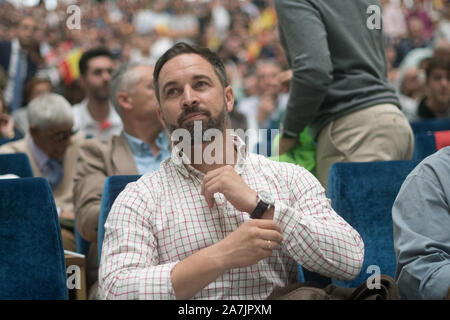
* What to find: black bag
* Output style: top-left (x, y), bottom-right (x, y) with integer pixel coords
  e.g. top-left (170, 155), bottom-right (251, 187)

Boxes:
top-left (267, 275), bottom-right (398, 300)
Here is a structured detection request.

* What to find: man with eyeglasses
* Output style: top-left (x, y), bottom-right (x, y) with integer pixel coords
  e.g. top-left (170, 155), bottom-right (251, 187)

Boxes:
top-left (0, 93), bottom-right (85, 252)
top-left (72, 47), bottom-right (123, 141)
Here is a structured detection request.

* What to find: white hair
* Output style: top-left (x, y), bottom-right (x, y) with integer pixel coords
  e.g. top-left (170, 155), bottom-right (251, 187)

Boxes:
top-left (109, 62), bottom-right (154, 116)
top-left (27, 93), bottom-right (73, 130)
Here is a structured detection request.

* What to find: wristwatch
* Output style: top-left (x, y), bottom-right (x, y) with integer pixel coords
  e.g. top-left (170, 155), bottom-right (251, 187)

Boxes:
top-left (250, 191), bottom-right (275, 219)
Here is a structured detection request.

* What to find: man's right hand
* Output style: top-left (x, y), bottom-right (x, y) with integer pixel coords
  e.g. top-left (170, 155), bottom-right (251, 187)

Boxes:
top-left (215, 219), bottom-right (283, 270)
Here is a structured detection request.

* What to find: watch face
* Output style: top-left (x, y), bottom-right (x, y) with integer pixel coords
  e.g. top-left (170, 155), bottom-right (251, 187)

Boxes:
top-left (259, 191), bottom-right (274, 205)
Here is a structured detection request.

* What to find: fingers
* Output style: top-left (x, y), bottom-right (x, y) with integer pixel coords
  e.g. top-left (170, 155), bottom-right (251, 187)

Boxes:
top-left (247, 220), bottom-right (283, 251)
top-left (249, 219), bottom-right (282, 233)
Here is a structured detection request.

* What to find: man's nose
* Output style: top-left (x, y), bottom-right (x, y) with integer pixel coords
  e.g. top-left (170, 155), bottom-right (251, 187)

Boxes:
top-left (181, 85), bottom-right (199, 109)
top-left (102, 70), bottom-right (112, 82)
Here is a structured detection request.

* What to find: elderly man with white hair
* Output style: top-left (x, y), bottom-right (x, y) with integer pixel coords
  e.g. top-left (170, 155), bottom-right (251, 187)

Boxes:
top-left (0, 93), bottom-right (85, 251)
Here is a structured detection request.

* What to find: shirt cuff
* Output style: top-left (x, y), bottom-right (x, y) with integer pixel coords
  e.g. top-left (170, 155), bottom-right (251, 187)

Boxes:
top-left (272, 199), bottom-right (298, 241)
top-left (139, 261), bottom-right (179, 300)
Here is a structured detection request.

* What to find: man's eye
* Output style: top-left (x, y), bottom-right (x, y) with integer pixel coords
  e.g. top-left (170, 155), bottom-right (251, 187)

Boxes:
top-left (196, 81), bottom-right (208, 88)
top-left (166, 88), bottom-right (179, 97)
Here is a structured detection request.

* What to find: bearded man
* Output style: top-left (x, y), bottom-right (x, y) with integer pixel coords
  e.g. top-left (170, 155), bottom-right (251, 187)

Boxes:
top-left (98, 43), bottom-right (364, 300)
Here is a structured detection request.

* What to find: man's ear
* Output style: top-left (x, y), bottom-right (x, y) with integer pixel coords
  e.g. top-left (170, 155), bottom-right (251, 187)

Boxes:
top-left (156, 106), bottom-right (167, 129)
top-left (117, 92), bottom-right (132, 112)
top-left (224, 85), bottom-right (234, 113)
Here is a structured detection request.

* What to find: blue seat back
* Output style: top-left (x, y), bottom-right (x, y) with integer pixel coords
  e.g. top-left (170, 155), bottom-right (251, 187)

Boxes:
top-left (0, 178), bottom-right (68, 299)
top-left (74, 225), bottom-right (91, 255)
top-left (0, 153), bottom-right (33, 177)
top-left (410, 118), bottom-right (450, 134)
top-left (413, 131), bottom-right (437, 160)
top-left (326, 160), bottom-right (421, 288)
top-left (98, 175), bottom-right (141, 262)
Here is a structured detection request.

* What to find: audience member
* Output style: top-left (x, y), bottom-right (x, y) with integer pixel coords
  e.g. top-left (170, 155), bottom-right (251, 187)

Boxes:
top-left (381, 0), bottom-right (408, 42)
top-left (405, 0), bottom-right (435, 41)
top-left (12, 77), bottom-right (53, 135)
top-left (402, 55), bottom-right (450, 121)
top-left (73, 62), bottom-right (171, 299)
top-left (435, 0), bottom-right (450, 42)
top-left (237, 59), bottom-right (287, 154)
top-left (98, 43), bottom-right (364, 300)
top-left (393, 146), bottom-right (450, 300)
top-left (395, 17), bottom-right (432, 68)
top-left (72, 47), bottom-right (122, 141)
top-left (0, 93), bottom-right (85, 251)
top-left (274, 0), bottom-right (414, 189)
top-left (0, 16), bottom-right (39, 112)
top-left (0, 90), bottom-right (22, 144)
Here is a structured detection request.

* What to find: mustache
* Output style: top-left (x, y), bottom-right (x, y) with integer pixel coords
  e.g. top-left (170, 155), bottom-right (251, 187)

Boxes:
top-left (177, 106), bottom-right (212, 127)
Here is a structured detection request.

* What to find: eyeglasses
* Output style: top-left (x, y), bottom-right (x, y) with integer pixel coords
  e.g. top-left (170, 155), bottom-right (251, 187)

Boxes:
top-left (48, 129), bottom-right (76, 143)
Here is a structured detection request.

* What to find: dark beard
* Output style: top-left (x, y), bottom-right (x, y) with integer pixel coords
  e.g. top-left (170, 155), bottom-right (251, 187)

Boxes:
top-left (166, 103), bottom-right (228, 145)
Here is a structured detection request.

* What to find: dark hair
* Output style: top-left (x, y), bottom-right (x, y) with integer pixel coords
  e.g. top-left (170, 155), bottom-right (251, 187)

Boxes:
top-left (23, 77), bottom-right (52, 105)
top-left (153, 42), bottom-right (229, 103)
top-left (79, 47), bottom-right (114, 76)
top-left (425, 55), bottom-right (450, 80)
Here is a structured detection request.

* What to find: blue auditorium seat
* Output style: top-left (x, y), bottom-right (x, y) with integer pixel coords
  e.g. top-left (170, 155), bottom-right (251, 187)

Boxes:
top-left (413, 130), bottom-right (450, 160)
top-left (325, 160), bottom-right (421, 288)
top-left (74, 224), bottom-right (91, 255)
top-left (97, 175), bottom-right (141, 262)
top-left (0, 178), bottom-right (68, 299)
top-left (0, 153), bottom-right (33, 177)
top-left (410, 118), bottom-right (450, 134)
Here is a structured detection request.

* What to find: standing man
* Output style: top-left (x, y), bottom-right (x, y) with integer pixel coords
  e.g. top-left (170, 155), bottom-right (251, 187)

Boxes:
top-left (73, 62), bottom-right (171, 299)
top-left (98, 43), bottom-right (364, 300)
top-left (73, 48), bottom-right (122, 141)
top-left (275, 0), bottom-right (414, 189)
top-left (0, 16), bottom-right (39, 112)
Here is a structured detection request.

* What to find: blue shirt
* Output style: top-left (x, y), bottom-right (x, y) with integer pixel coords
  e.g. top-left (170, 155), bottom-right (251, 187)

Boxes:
top-left (393, 147), bottom-right (450, 300)
top-left (123, 130), bottom-right (170, 175)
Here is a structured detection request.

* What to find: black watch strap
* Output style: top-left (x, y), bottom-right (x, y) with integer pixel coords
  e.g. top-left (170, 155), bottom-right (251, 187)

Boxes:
top-left (250, 198), bottom-right (269, 219)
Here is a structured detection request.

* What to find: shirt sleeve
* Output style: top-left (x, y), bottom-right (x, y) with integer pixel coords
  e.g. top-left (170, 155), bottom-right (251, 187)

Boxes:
top-left (98, 181), bottom-right (178, 300)
top-left (273, 165), bottom-right (364, 281)
top-left (274, 0), bottom-right (333, 135)
top-left (393, 172), bottom-right (450, 300)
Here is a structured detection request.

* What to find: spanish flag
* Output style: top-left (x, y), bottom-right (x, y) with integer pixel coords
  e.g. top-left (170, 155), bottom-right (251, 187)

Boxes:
top-left (59, 48), bottom-right (83, 85)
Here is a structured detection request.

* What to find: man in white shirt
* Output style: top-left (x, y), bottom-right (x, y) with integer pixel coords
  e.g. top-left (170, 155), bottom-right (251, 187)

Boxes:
top-left (72, 48), bottom-right (122, 141)
top-left (98, 43), bottom-right (364, 300)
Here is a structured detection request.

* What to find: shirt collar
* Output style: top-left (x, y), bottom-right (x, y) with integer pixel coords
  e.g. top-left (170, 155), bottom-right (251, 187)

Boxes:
top-left (79, 99), bottom-right (120, 126)
top-left (123, 130), bottom-right (169, 156)
top-left (170, 132), bottom-right (248, 178)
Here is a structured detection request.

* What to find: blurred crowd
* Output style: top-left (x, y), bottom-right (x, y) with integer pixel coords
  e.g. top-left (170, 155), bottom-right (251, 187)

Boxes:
top-left (0, 0), bottom-right (449, 142)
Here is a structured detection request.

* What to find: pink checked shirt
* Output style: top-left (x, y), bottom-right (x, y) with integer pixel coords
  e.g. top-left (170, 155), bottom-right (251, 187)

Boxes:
top-left (99, 135), bottom-right (364, 300)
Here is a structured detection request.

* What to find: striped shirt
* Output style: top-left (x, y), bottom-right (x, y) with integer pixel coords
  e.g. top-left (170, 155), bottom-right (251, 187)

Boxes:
top-left (99, 134), bottom-right (364, 299)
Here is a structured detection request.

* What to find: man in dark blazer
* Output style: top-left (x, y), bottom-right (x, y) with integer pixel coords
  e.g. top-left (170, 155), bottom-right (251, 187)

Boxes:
top-left (0, 16), bottom-right (39, 112)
